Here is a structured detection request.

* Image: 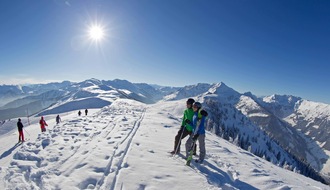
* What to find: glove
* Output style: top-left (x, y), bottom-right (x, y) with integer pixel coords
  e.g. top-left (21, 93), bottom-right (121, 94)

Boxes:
top-left (193, 134), bottom-right (199, 141)
top-left (185, 119), bottom-right (191, 124)
top-left (200, 110), bottom-right (208, 117)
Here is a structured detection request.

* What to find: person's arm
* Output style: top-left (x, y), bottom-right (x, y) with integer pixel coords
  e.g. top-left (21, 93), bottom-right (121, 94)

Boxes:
top-left (181, 110), bottom-right (187, 126)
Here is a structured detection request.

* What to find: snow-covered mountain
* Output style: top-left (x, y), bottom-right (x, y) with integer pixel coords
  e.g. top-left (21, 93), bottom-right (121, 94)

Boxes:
top-left (1, 79), bottom-right (330, 186)
top-left (165, 82), bottom-right (330, 183)
top-left (0, 85), bottom-right (25, 107)
top-left (0, 79), bottom-right (176, 120)
top-left (0, 99), bottom-right (329, 189)
top-left (260, 96), bottom-right (330, 177)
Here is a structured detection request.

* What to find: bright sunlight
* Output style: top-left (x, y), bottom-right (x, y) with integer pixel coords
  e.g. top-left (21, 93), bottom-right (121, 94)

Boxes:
top-left (88, 25), bottom-right (105, 41)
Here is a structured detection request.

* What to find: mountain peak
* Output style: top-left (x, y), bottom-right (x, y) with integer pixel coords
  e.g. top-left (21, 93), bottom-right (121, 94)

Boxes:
top-left (263, 94), bottom-right (301, 106)
top-left (207, 82), bottom-right (240, 98)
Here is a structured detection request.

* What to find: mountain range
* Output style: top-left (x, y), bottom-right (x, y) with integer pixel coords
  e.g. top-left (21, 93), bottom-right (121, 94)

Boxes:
top-left (0, 78), bottom-right (329, 184)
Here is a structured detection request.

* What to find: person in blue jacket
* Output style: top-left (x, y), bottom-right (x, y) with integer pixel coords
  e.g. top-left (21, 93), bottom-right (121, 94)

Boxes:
top-left (185, 101), bottom-right (208, 163)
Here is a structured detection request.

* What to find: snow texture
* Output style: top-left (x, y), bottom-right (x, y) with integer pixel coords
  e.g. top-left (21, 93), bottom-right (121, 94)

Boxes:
top-left (0, 99), bottom-right (329, 190)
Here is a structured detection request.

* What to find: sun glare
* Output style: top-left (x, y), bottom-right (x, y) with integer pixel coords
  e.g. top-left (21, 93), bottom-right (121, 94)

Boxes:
top-left (88, 25), bottom-right (105, 41)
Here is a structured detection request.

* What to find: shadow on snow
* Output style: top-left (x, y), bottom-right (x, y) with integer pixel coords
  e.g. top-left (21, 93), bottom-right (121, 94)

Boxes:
top-left (0, 143), bottom-right (21, 160)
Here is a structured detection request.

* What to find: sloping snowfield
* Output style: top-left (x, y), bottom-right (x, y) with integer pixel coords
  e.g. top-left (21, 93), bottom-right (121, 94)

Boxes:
top-left (0, 99), bottom-right (329, 190)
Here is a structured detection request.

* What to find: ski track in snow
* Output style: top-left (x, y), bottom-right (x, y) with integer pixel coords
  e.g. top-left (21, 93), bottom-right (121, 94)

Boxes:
top-left (3, 101), bottom-right (146, 190)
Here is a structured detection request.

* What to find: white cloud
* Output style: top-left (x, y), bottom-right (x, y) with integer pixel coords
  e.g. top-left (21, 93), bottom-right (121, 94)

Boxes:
top-left (0, 75), bottom-right (60, 85)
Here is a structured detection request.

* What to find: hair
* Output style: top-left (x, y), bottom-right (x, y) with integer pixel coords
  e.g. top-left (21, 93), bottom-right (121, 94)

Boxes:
top-left (187, 98), bottom-right (195, 105)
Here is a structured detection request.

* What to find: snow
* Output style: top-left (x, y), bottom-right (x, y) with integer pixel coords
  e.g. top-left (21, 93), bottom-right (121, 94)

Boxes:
top-left (0, 99), bottom-right (329, 189)
top-left (296, 100), bottom-right (330, 120)
top-left (313, 125), bottom-right (320, 129)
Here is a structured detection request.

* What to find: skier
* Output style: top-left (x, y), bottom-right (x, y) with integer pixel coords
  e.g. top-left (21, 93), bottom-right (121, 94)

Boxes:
top-left (170, 98), bottom-right (197, 155)
top-left (185, 102), bottom-right (208, 164)
top-left (78, 110), bottom-right (81, 116)
top-left (56, 115), bottom-right (61, 124)
top-left (39, 116), bottom-right (48, 132)
top-left (17, 118), bottom-right (24, 142)
top-left (85, 109), bottom-right (88, 116)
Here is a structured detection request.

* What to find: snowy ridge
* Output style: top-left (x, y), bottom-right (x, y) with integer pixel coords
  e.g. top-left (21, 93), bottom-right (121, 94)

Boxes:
top-left (0, 79), bottom-right (175, 120)
top-left (1, 99), bottom-right (329, 189)
top-left (259, 95), bottom-right (330, 178)
top-left (164, 83), bottom-right (213, 101)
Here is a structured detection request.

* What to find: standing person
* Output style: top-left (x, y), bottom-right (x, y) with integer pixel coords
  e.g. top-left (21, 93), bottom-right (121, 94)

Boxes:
top-left (185, 102), bottom-right (208, 164)
top-left (56, 115), bottom-right (61, 124)
top-left (85, 109), bottom-right (88, 116)
top-left (17, 118), bottom-right (24, 142)
top-left (39, 116), bottom-right (48, 132)
top-left (170, 98), bottom-right (196, 155)
top-left (78, 110), bottom-right (81, 116)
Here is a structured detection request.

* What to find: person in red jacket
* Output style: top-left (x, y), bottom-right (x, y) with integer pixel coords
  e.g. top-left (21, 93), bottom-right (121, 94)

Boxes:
top-left (39, 116), bottom-right (48, 132)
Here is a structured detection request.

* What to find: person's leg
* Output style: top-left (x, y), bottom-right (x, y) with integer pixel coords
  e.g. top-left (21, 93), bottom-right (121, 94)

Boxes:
top-left (18, 131), bottom-right (21, 142)
top-left (174, 127), bottom-right (184, 153)
top-left (21, 131), bottom-right (24, 141)
top-left (185, 136), bottom-right (193, 158)
top-left (186, 131), bottom-right (197, 155)
top-left (198, 134), bottom-right (206, 162)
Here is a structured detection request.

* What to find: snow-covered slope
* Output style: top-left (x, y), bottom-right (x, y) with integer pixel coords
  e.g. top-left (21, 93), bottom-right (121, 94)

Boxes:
top-left (0, 99), bottom-right (329, 189)
top-left (1, 79), bottom-right (330, 184)
top-left (164, 83), bottom-right (329, 182)
top-left (0, 79), bottom-right (175, 120)
top-left (164, 83), bottom-right (213, 101)
top-left (0, 85), bottom-right (25, 107)
top-left (235, 95), bottom-right (326, 176)
top-left (258, 95), bottom-right (330, 178)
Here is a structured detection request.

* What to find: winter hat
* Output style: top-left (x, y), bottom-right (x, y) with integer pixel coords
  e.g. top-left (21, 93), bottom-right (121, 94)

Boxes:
top-left (186, 98), bottom-right (195, 105)
top-left (193, 102), bottom-right (202, 109)
top-left (18, 118), bottom-right (21, 121)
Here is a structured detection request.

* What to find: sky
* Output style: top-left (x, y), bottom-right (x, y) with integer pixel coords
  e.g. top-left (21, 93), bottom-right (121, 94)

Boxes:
top-left (0, 0), bottom-right (330, 104)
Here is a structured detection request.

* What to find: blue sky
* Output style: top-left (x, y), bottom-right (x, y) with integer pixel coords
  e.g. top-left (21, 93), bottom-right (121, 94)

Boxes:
top-left (0, 0), bottom-right (329, 104)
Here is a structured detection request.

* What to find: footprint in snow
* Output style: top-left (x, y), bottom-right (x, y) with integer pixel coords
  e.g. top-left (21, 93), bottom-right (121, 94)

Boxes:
top-left (42, 139), bottom-right (50, 149)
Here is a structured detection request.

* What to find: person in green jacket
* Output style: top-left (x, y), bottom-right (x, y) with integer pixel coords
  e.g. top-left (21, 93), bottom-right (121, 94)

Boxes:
top-left (170, 98), bottom-right (197, 155)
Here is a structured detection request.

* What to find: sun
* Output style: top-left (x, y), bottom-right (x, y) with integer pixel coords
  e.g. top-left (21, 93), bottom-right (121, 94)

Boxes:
top-left (88, 25), bottom-right (105, 41)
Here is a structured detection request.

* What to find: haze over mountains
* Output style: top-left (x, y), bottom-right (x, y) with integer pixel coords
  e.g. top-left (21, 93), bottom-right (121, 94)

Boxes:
top-left (0, 78), bottom-right (329, 184)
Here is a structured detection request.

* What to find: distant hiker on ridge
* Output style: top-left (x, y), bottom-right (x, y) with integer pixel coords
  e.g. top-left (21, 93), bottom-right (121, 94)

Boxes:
top-left (78, 110), bottom-right (81, 116)
top-left (39, 116), bottom-right (48, 132)
top-left (56, 115), bottom-right (61, 124)
top-left (85, 109), bottom-right (88, 116)
top-left (17, 118), bottom-right (24, 142)
top-left (170, 98), bottom-right (197, 155)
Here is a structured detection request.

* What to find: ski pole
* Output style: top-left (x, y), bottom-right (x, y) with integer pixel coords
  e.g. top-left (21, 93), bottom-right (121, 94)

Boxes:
top-left (23, 127), bottom-right (31, 136)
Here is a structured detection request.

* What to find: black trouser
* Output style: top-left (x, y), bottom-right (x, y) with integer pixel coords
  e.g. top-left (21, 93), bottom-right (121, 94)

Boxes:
top-left (174, 126), bottom-right (196, 153)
